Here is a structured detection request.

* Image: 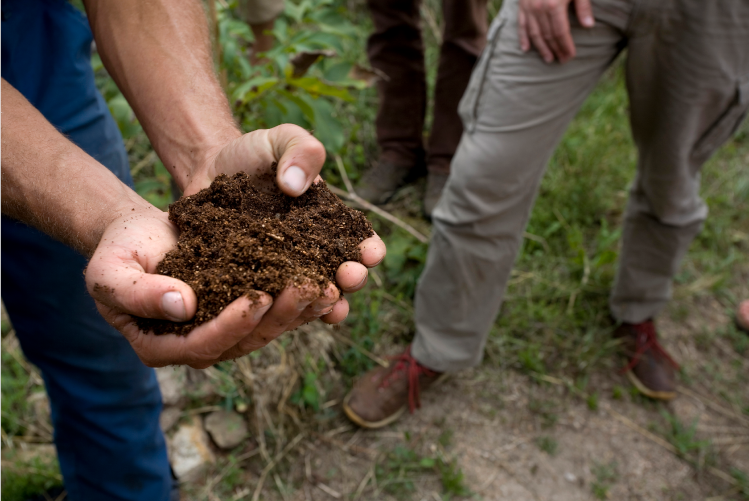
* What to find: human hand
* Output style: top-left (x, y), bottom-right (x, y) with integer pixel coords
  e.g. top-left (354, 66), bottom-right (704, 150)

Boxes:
top-left (86, 125), bottom-right (385, 368)
top-left (518, 0), bottom-right (594, 63)
top-left (86, 203), bottom-right (386, 368)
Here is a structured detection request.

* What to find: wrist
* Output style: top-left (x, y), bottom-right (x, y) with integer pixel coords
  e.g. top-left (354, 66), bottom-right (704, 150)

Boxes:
top-left (86, 178), bottom-right (157, 257)
top-left (155, 123), bottom-right (242, 193)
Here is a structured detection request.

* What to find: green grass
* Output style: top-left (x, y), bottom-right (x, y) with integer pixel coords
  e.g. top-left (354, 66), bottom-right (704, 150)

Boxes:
top-left (1, 451), bottom-right (63, 501)
top-left (1, 348), bottom-right (31, 438)
top-left (659, 411), bottom-right (712, 463)
top-left (591, 460), bottom-right (618, 500)
top-left (374, 442), bottom-right (471, 500)
top-left (535, 435), bottom-right (559, 456)
top-left (528, 398), bottom-right (559, 429)
top-left (731, 468), bottom-right (749, 500)
top-left (375, 444), bottom-right (438, 499)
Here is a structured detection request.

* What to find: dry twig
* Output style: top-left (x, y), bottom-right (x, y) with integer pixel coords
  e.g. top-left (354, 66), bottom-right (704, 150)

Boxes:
top-left (679, 386), bottom-right (749, 427)
top-left (325, 326), bottom-right (388, 367)
top-left (332, 155), bottom-right (429, 244)
top-left (252, 433), bottom-right (305, 501)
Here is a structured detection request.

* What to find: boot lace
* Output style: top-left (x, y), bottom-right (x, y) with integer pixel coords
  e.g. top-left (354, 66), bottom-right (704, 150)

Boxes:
top-left (379, 346), bottom-right (438, 413)
top-left (621, 320), bottom-right (680, 373)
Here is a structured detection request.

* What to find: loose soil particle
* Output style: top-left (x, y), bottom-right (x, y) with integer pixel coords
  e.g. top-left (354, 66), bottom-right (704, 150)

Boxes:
top-left (135, 171), bottom-right (373, 335)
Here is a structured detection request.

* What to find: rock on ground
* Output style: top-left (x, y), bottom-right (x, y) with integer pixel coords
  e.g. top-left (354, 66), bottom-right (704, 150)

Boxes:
top-left (156, 366), bottom-right (219, 407)
top-left (160, 406), bottom-right (182, 433)
top-left (204, 410), bottom-right (249, 450)
top-left (168, 418), bottom-right (216, 481)
top-left (156, 366), bottom-right (187, 406)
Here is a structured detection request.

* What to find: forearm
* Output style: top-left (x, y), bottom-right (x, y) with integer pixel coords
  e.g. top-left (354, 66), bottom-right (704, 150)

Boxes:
top-left (83, 0), bottom-right (242, 190)
top-left (1, 79), bottom-right (152, 256)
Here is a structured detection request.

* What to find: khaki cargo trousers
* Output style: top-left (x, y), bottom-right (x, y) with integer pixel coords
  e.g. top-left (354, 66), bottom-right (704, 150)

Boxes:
top-left (412, 0), bottom-right (749, 372)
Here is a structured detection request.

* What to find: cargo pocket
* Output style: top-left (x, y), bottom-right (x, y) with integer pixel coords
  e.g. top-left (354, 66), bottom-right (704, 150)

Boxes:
top-left (692, 77), bottom-right (749, 161)
top-left (459, 16), bottom-right (505, 134)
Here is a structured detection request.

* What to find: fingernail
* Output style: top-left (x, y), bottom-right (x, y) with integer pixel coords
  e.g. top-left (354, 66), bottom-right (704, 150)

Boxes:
top-left (313, 301), bottom-right (335, 313)
top-left (282, 165), bottom-right (306, 194)
top-left (314, 307), bottom-right (335, 317)
top-left (584, 16), bottom-right (594, 26)
top-left (254, 302), bottom-right (273, 321)
top-left (162, 291), bottom-right (187, 321)
top-left (298, 301), bottom-right (312, 312)
top-left (354, 274), bottom-right (368, 289)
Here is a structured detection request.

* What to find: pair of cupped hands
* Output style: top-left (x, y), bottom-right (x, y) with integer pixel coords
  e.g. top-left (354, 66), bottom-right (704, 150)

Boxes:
top-left (85, 125), bottom-right (386, 369)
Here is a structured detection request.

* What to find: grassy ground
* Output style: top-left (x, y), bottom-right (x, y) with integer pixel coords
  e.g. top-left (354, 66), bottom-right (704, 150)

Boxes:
top-left (2, 0), bottom-right (748, 499)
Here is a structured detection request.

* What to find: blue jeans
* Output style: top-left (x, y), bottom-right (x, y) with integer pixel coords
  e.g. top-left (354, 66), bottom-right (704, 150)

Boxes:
top-left (1, 0), bottom-right (173, 499)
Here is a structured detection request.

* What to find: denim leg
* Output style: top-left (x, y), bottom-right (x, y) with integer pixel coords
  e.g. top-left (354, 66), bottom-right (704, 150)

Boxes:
top-left (2, 214), bottom-right (173, 501)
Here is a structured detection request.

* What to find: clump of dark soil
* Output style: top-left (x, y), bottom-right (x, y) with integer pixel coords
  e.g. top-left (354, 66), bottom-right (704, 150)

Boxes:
top-left (135, 171), bottom-right (373, 335)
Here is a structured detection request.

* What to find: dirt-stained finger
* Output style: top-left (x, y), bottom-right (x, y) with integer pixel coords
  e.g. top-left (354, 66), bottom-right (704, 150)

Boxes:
top-left (306, 282), bottom-right (340, 312)
top-left (271, 124), bottom-right (327, 197)
top-left (336, 261), bottom-right (368, 292)
top-left (319, 298), bottom-right (349, 324)
top-left (358, 233), bottom-right (386, 268)
top-left (231, 284), bottom-right (318, 354)
top-left (185, 293), bottom-right (272, 358)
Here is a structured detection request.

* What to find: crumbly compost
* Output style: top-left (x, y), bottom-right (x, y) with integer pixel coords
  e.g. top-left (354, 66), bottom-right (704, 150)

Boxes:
top-left (135, 171), bottom-right (373, 335)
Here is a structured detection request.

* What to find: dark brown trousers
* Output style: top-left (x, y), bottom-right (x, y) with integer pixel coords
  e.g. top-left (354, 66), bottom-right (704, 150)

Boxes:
top-left (367, 0), bottom-right (488, 174)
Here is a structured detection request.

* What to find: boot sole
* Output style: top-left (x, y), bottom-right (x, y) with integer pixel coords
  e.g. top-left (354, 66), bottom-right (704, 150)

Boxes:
top-left (341, 392), bottom-right (406, 429)
top-left (341, 373), bottom-right (449, 428)
top-left (626, 370), bottom-right (676, 401)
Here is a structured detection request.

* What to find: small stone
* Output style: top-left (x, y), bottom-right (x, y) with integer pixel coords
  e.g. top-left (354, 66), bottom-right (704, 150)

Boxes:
top-left (168, 419), bottom-right (215, 480)
top-left (160, 406), bottom-right (182, 433)
top-left (156, 366), bottom-right (187, 406)
top-left (564, 472), bottom-right (577, 483)
top-left (204, 410), bottom-right (249, 450)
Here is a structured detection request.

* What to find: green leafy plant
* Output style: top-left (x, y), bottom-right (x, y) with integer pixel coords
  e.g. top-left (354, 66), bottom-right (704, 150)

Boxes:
top-left (218, 0), bottom-right (367, 154)
top-left (290, 371), bottom-right (320, 410)
top-left (134, 160), bottom-right (173, 209)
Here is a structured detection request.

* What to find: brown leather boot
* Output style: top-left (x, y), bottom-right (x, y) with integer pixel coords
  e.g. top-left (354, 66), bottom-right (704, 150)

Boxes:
top-left (736, 300), bottom-right (749, 334)
top-left (615, 320), bottom-right (679, 400)
top-left (423, 171), bottom-right (449, 219)
top-left (355, 160), bottom-right (414, 204)
top-left (343, 346), bottom-right (442, 429)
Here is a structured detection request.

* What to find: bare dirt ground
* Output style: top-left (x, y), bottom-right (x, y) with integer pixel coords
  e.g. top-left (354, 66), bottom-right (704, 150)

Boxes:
top-left (185, 279), bottom-right (748, 501)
